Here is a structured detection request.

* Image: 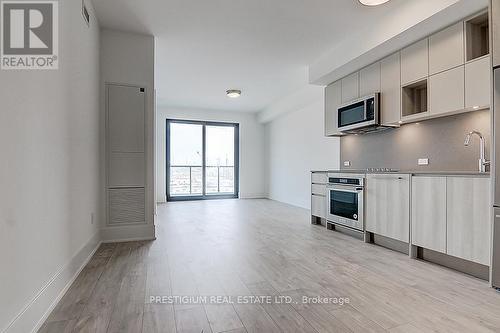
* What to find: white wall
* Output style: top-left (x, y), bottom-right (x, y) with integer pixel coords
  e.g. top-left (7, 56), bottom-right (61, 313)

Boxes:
top-left (157, 107), bottom-right (266, 202)
top-left (0, 0), bottom-right (101, 331)
top-left (100, 29), bottom-right (156, 241)
top-left (265, 93), bottom-right (340, 209)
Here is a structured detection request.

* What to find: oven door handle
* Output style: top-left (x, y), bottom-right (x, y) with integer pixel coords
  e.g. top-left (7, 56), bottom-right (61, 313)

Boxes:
top-left (327, 184), bottom-right (364, 193)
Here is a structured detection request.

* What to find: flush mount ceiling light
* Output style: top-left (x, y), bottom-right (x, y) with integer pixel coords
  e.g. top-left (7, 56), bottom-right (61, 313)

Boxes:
top-left (226, 89), bottom-right (242, 98)
top-left (358, 0), bottom-right (391, 6)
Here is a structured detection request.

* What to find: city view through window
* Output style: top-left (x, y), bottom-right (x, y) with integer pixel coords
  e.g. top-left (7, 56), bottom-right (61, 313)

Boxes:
top-left (168, 122), bottom-right (237, 198)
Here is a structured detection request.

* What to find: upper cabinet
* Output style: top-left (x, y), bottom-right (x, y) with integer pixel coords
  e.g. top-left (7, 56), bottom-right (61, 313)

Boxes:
top-left (465, 56), bottom-right (491, 108)
top-left (380, 53), bottom-right (401, 125)
top-left (493, 0), bottom-right (500, 67)
top-left (465, 12), bottom-right (489, 62)
top-left (401, 38), bottom-right (429, 85)
top-left (359, 62), bottom-right (380, 97)
top-left (324, 13), bottom-right (491, 137)
top-left (341, 72), bottom-right (359, 103)
top-left (325, 81), bottom-right (342, 136)
top-left (429, 66), bottom-right (465, 116)
top-left (429, 22), bottom-right (464, 75)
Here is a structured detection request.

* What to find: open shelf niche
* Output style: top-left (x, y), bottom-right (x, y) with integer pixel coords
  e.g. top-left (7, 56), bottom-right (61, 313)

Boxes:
top-left (402, 79), bottom-right (428, 118)
top-left (466, 12), bottom-right (489, 62)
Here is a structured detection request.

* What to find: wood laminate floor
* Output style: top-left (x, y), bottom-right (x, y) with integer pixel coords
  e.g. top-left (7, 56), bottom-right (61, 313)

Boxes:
top-left (40, 199), bottom-right (500, 333)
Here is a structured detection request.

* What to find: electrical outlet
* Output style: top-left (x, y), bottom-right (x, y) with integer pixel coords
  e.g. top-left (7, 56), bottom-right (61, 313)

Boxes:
top-left (343, 161), bottom-right (351, 167)
top-left (418, 158), bottom-right (429, 166)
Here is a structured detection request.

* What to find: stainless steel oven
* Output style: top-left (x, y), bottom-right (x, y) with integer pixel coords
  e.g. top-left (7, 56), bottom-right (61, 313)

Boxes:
top-left (326, 174), bottom-right (365, 231)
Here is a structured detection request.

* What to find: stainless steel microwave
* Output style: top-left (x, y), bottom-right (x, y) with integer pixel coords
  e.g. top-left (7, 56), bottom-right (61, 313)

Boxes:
top-left (337, 93), bottom-right (380, 132)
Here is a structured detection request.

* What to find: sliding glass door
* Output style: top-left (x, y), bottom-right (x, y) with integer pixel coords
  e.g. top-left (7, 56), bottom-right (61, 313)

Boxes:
top-left (166, 120), bottom-right (239, 201)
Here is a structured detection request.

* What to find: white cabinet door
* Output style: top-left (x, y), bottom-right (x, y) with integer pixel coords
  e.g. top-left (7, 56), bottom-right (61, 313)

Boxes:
top-left (429, 66), bottom-right (465, 116)
top-left (341, 72), bottom-right (359, 103)
top-left (380, 53), bottom-right (401, 125)
top-left (465, 56), bottom-right (491, 109)
top-left (429, 22), bottom-right (464, 75)
top-left (325, 81), bottom-right (342, 136)
top-left (447, 177), bottom-right (491, 265)
top-left (401, 39), bottom-right (429, 85)
top-left (311, 184), bottom-right (326, 196)
top-left (311, 194), bottom-right (326, 219)
top-left (366, 174), bottom-right (410, 242)
top-left (311, 172), bottom-right (328, 184)
top-left (411, 177), bottom-right (447, 253)
top-left (359, 62), bottom-right (380, 97)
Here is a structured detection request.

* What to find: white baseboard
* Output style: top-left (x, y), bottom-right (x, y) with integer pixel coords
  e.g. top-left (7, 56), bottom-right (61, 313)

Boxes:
top-left (239, 193), bottom-right (268, 199)
top-left (3, 232), bottom-right (101, 333)
top-left (101, 223), bottom-right (156, 243)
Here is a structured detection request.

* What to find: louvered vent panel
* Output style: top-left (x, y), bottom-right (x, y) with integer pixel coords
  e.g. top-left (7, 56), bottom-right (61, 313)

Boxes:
top-left (108, 188), bottom-right (145, 225)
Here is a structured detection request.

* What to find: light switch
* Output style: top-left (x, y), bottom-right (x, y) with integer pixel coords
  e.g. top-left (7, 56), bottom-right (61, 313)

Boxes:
top-left (418, 158), bottom-right (429, 166)
top-left (344, 161), bottom-right (351, 167)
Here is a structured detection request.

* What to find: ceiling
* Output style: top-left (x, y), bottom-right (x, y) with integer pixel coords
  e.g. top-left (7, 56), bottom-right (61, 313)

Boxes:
top-left (92, 0), bottom-right (433, 112)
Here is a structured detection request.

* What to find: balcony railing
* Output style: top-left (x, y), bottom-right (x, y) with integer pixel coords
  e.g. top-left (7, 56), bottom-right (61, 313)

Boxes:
top-left (169, 165), bottom-right (235, 196)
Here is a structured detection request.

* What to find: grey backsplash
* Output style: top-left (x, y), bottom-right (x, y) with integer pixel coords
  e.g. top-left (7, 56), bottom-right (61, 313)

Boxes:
top-left (340, 109), bottom-right (491, 172)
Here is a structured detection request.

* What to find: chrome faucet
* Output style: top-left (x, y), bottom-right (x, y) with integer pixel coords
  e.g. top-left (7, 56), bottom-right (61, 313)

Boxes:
top-left (464, 131), bottom-right (490, 173)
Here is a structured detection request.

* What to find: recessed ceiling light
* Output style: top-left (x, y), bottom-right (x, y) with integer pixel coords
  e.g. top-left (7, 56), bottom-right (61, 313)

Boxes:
top-left (358, 0), bottom-right (391, 6)
top-left (226, 89), bottom-right (241, 98)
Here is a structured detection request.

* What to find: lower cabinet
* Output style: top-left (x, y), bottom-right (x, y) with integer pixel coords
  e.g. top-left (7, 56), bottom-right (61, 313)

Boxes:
top-left (411, 175), bottom-right (491, 265)
top-left (311, 194), bottom-right (326, 219)
top-left (446, 177), bottom-right (491, 265)
top-left (311, 172), bottom-right (327, 220)
top-left (411, 177), bottom-right (447, 253)
top-left (366, 174), bottom-right (410, 242)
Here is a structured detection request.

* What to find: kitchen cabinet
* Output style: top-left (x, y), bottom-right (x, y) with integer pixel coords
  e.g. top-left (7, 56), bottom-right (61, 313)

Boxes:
top-left (429, 22), bottom-right (464, 75)
top-left (341, 72), bottom-right (359, 103)
top-left (311, 172), bottom-right (328, 184)
top-left (411, 177), bottom-right (447, 253)
top-left (311, 194), bottom-right (326, 219)
top-left (401, 79), bottom-right (428, 121)
top-left (311, 184), bottom-right (326, 196)
top-left (324, 81), bottom-right (342, 136)
top-left (429, 66), bottom-right (465, 116)
top-left (380, 53), bottom-right (401, 124)
top-left (446, 177), bottom-right (491, 265)
top-left (465, 56), bottom-right (491, 109)
top-left (401, 38), bottom-right (429, 85)
top-left (366, 174), bottom-right (410, 243)
top-left (311, 172), bottom-right (327, 221)
top-left (494, 0), bottom-right (500, 68)
top-left (359, 62), bottom-right (380, 97)
top-left (466, 12), bottom-right (490, 62)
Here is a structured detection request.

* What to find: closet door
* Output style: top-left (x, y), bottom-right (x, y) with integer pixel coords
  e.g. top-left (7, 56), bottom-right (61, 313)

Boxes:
top-left (106, 84), bottom-right (146, 225)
